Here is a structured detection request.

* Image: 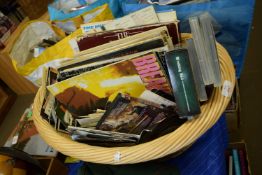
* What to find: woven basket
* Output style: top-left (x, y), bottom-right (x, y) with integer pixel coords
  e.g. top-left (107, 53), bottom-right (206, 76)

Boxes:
top-left (32, 34), bottom-right (236, 164)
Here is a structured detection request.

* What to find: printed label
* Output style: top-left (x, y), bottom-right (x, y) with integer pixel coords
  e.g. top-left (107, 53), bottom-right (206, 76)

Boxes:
top-left (12, 135), bottom-right (19, 145)
top-left (114, 151), bottom-right (121, 162)
top-left (222, 80), bottom-right (233, 97)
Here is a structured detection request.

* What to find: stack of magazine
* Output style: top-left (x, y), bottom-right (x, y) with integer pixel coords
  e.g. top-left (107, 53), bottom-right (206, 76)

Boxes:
top-left (41, 6), bottom-right (222, 146)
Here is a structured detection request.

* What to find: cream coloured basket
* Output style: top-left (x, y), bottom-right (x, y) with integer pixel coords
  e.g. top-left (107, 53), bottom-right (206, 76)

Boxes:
top-left (33, 33), bottom-right (236, 164)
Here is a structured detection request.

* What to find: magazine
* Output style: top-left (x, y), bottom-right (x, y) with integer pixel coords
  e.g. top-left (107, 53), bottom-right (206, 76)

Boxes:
top-left (47, 53), bottom-right (171, 117)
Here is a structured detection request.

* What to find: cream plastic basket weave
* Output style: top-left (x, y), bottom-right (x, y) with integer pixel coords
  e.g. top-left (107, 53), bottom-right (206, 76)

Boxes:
top-left (33, 34), bottom-right (236, 164)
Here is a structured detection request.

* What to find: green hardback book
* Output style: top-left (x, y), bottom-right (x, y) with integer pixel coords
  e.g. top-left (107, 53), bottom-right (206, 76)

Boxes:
top-left (165, 48), bottom-right (201, 117)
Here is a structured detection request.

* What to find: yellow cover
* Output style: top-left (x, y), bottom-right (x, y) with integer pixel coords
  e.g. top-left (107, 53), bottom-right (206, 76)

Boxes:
top-left (47, 59), bottom-right (147, 116)
top-left (9, 4), bottom-right (114, 86)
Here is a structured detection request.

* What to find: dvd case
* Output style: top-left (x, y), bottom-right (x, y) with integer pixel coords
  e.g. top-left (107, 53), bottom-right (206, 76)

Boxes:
top-left (199, 13), bottom-right (222, 87)
top-left (186, 38), bottom-right (207, 101)
top-left (189, 16), bottom-right (214, 85)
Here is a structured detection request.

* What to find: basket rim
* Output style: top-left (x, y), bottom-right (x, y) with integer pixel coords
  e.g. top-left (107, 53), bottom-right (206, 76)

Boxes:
top-left (33, 33), bottom-right (236, 164)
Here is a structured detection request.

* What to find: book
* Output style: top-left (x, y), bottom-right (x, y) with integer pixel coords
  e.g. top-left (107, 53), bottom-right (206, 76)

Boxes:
top-left (199, 13), bottom-right (221, 87)
top-left (4, 107), bottom-right (57, 157)
top-left (165, 48), bottom-right (201, 117)
top-left (232, 149), bottom-right (241, 175)
top-left (229, 155), bottom-right (233, 175)
top-left (189, 13), bottom-right (222, 87)
top-left (189, 16), bottom-right (214, 85)
top-left (239, 149), bottom-right (248, 175)
top-left (186, 38), bottom-right (207, 101)
top-left (48, 52), bottom-right (171, 117)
